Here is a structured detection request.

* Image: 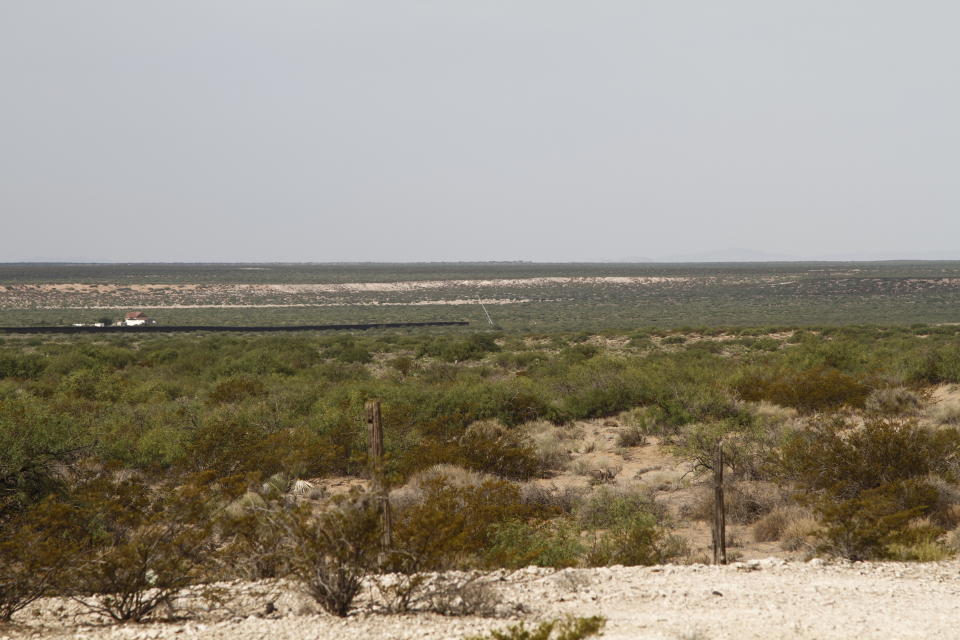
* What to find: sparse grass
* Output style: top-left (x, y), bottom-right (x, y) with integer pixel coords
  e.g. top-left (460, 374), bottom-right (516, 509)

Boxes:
top-left (466, 615), bottom-right (606, 640)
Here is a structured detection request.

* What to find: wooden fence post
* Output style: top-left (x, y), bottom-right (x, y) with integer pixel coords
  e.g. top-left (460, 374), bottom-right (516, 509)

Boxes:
top-left (365, 400), bottom-right (393, 556)
top-left (712, 439), bottom-right (727, 565)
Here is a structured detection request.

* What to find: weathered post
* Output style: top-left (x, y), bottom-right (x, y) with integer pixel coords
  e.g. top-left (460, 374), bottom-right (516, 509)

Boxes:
top-left (712, 439), bottom-right (727, 565)
top-left (365, 400), bottom-right (393, 556)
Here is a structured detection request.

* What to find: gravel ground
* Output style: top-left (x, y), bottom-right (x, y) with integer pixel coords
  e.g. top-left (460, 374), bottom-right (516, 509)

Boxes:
top-left (5, 559), bottom-right (960, 640)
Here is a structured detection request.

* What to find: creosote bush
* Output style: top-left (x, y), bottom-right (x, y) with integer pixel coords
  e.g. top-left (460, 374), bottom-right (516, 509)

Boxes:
top-left (0, 498), bottom-right (78, 621)
top-left (777, 417), bottom-right (960, 560)
top-left (287, 498), bottom-right (381, 617)
top-left (66, 473), bottom-right (222, 622)
top-left (737, 366), bottom-right (869, 412)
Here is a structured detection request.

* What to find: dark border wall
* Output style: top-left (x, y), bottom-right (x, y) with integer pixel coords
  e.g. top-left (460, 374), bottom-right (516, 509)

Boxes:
top-left (0, 321), bottom-right (469, 334)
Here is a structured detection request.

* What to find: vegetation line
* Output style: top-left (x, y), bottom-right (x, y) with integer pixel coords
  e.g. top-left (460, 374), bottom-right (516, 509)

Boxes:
top-left (0, 321), bottom-right (470, 334)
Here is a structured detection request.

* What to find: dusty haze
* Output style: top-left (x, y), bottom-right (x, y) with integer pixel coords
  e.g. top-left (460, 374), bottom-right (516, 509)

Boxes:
top-left (2, 2), bottom-right (958, 262)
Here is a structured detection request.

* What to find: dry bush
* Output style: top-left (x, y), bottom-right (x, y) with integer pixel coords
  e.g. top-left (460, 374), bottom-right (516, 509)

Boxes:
top-left (619, 406), bottom-right (672, 438)
top-left (570, 456), bottom-right (622, 484)
top-left (885, 517), bottom-right (953, 561)
top-left (752, 504), bottom-right (814, 543)
top-left (615, 425), bottom-right (647, 448)
top-left (286, 499), bottom-right (380, 617)
top-left (519, 483), bottom-right (584, 515)
top-left (467, 615), bottom-right (606, 640)
top-left (921, 474), bottom-right (960, 529)
top-left (726, 482), bottom-right (786, 524)
top-left (416, 573), bottom-right (500, 616)
top-left (641, 469), bottom-right (685, 492)
top-left (866, 387), bottom-right (922, 415)
top-left (67, 475), bottom-right (219, 623)
top-left (215, 476), bottom-right (297, 580)
top-left (943, 526), bottom-right (960, 553)
top-left (0, 499), bottom-right (77, 622)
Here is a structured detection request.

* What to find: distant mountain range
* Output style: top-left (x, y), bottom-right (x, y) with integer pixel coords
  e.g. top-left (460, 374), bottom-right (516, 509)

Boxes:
top-left (6, 249), bottom-right (960, 264)
top-left (619, 248), bottom-right (960, 263)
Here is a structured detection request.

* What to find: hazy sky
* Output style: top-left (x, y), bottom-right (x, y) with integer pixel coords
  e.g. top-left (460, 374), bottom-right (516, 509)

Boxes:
top-left (2, 2), bottom-right (958, 262)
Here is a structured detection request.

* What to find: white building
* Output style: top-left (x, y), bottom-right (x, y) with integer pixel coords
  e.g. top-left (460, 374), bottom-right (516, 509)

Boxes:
top-left (123, 312), bottom-right (155, 326)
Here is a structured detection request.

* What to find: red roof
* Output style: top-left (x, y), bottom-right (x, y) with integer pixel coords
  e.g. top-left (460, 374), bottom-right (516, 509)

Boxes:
top-left (125, 312), bottom-right (149, 319)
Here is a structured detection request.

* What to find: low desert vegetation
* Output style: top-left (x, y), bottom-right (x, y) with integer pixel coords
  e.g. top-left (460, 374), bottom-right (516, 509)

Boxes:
top-left (3, 326), bottom-right (960, 625)
top-left (466, 615), bottom-right (606, 640)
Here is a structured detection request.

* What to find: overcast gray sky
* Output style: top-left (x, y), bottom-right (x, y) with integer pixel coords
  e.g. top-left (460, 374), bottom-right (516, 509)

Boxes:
top-left (2, 1), bottom-right (958, 262)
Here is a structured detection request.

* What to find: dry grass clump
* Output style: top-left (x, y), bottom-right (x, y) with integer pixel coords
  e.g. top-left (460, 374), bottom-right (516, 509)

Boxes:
top-left (927, 400), bottom-right (960, 427)
top-left (942, 526), bottom-right (960, 554)
top-left (752, 504), bottom-right (815, 543)
top-left (682, 482), bottom-right (785, 525)
top-left (520, 483), bottom-right (584, 515)
top-left (865, 387), bottom-right (922, 415)
top-left (779, 514), bottom-right (820, 552)
top-left (640, 469), bottom-right (685, 492)
top-left (745, 400), bottom-right (798, 426)
top-left (391, 464), bottom-right (495, 509)
top-left (615, 425), bottom-right (647, 448)
top-left (570, 456), bottom-right (622, 484)
top-left (618, 406), bottom-right (672, 437)
top-left (523, 420), bottom-right (577, 472)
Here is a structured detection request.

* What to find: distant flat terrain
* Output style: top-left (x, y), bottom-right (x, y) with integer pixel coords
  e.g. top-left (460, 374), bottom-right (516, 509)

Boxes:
top-left (2, 261), bottom-right (960, 329)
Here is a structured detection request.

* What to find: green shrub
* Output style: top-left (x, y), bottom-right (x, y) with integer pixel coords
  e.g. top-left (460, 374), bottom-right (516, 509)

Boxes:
top-left (0, 498), bottom-right (78, 621)
top-left (584, 512), bottom-right (687, 566)
top-left (390, 475), bottom-right (533, 571)
top-left (814, 479), bottom-right (943, 560)
top-left (459, 421), bottom-right (543, 480)
top-left (324, 338), bottom-right (373, 364)
top-left (576, 486), bottom-right (662, 529)
top-left (0, 393), bottom-right (84, 517)
top-left (736, 366), bottom-right (869, 412)
top-left (777, 417), bottom-right (960, 499)
top-left (0, 352), bottom-right (46, 380)
top-left (208, 375), bottom-right (267, 404)
top-left (484, 519), bottom-right (583, 569)
top-left (779, 416), bottom-right (960, 560)
top-left (418, 333), bottom-right (500, 362)
top-left (66, 475), bottom-right (218, 622)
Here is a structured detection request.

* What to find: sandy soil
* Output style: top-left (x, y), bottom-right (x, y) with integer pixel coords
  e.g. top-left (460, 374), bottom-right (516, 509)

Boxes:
top-left (0, 277), bottom-right (684, 295)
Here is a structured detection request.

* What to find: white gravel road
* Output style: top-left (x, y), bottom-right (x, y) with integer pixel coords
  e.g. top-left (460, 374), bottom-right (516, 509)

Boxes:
top-left (6, 558), bottom-right (960, 640)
